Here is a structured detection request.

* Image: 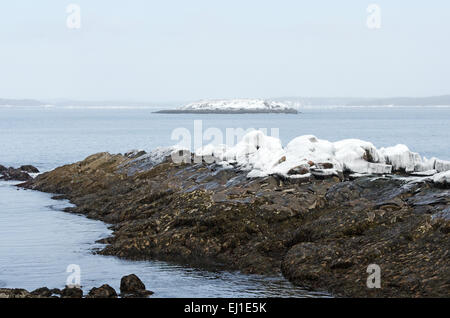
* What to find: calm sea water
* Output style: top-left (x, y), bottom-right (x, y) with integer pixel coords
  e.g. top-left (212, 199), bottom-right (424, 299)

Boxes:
top-left (1, 106), bottom-right (449, 170)
top-left (0, 106), bottom-right (449, 296)
top-left (0, 181), bottom-right (326, 297)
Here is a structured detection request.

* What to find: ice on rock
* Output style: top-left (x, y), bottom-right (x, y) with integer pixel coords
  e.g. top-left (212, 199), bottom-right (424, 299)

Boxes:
top-left (379, 145), bottom-right (422, 172)
top-left (411, 170), bottom-right (438, 177)
top-left (208, 130), bottom-right (285, 177)
top-left (272, 135), bottom-right (339, 176)
top-left (192, 131), bottom-right (450, 179)
top-left (334, 139), bottom-right (391, 174)
top-left (120, 146), bottom-right (185, 176)
top-left (432, 171), bottom-right (450, 184)
top-left (435, 159), bottom-right (450, 173)
top-left (196, 143), bottom-right (228, 159)
top-left (414, 157), bottom-right (437, 172)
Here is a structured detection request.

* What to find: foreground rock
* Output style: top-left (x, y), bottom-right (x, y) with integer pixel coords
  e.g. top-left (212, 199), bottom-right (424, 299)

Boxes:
top-left (87, 284), bottom-right (118, 298)
top-left (0, 275), bottom-right (151, 298)
top-left (120, 274), bottom-right (153, 297)
top-left (0, 164), bottom-right (39, 181)
top-left (20, 152), bottom-right (450, 297)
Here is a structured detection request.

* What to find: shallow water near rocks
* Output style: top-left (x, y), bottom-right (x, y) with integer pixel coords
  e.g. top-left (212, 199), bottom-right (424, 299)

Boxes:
top-left (0, 181), bottom-right (329, 297)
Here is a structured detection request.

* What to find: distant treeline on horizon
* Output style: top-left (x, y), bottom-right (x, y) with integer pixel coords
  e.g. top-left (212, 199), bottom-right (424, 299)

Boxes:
top-left (1, 95), bottom-right (450, 107)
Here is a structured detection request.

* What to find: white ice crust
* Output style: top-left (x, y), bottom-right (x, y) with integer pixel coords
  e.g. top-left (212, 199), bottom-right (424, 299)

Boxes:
top-left (194, 130), bottom-right (450, 182)
top-left (180, 99), bottom-right (294, 112)
top-left (432, 171), bottom-right (450, 184)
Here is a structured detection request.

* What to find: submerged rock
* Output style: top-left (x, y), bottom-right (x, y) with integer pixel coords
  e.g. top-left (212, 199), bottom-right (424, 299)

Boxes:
top-left (19, 151), bottom-right (450, 297)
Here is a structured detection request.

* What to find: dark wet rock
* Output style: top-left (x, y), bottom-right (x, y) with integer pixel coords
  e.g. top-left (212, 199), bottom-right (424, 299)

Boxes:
top-left (87, 284), bottom-right (117, 298)
top-left (20, 165), bottom-right (39, 173)
top-left (124, 150), bottom-right (147, 159)
top-left (61, 286), bottom-right (83, 298)
top-left (0, 288), bottom-right (31, 298)
top-left (50, 288), bottom-right (62, 295)
top-left (0, 167), bottom-right (32, 181)
top-left (120, 274), bottom-right (153, 297)
top-left (31, 287), bottom-right (52, 297)
top-left (120, 274), bottom-right (145, 293)
top-left (1, 281), bottom-right (147, 298)
top-left (0, 164), bottom-right (6, 173)
top-left (20, 152), bottom-right (450, 297)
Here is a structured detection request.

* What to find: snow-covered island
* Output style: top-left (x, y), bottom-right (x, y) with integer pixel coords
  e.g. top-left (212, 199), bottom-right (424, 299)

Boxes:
top-left (154, 99), bottom-right (298, 114)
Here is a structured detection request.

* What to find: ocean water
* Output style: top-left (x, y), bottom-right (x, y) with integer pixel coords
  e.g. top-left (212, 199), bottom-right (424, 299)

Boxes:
top-left (0, 106), bottom-right (449, 297)
top-left (1, 106), bottom-right (449, 171)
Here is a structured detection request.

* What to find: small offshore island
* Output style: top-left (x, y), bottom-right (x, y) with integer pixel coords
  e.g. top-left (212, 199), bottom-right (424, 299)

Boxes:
top-left (154, 99), bottom-right (299, 114)
top-left (14, 131), bottom-right (450, 298)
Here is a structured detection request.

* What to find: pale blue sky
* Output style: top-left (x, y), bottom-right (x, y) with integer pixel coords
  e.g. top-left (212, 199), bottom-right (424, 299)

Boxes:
top-left (1, 1), bottom-right (449, 101)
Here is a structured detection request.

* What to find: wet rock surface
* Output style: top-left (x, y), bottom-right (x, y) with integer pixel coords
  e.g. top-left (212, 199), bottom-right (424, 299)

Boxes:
top-left (19, 152), bottom-right (450, 297)
top-left (87, 284), bottom-right (118, 298)
top-left (0, 164), bottom-right (38, 181)
top-left (0, 275), bottom-right (150, 298)
top-left (120, 274), bottom-right (153, 297)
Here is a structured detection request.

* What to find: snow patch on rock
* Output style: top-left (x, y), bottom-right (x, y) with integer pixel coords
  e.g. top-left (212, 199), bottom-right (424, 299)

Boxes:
top-left (432, 171), bottom-right (450, 184)
top-left (180, 99), bottom-right (295, 112)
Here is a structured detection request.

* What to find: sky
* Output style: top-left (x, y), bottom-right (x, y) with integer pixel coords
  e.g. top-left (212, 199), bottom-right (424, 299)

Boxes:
top-left (1, 0), bottom-right (449, 102)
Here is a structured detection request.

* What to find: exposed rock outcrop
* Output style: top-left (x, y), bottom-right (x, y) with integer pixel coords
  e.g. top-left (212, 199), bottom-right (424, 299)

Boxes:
top-left (19, 152), bottom-right (450, 297)
top-left (0, 165), bottom-right (39, 181)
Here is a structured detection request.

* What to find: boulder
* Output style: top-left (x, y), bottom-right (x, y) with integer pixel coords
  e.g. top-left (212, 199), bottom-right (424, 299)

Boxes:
top-left (0, 168), bottom-right (32, 181)
top-left (0, 288), bottom-right (31, 298)
top-left (31, 287), bottom-right (52, 297)
top-left (61, 286), bottom-right (83, 298)
top-left (88, 284), bottom-right (117, 298)
top-left (120, 274), bottom-right (153, 297)
top-left (49, 288), bottom-right (62, 295)
top-left (20, 165), bottom-right (39, 173)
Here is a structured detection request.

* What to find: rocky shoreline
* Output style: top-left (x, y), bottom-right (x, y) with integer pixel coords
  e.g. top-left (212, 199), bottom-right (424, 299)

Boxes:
top-left (0, 164), bottom-right (39, 181)
top-left (15, 150), bottom-right (450, 298)
top-left (0, 274), bottom-right (153, 298)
